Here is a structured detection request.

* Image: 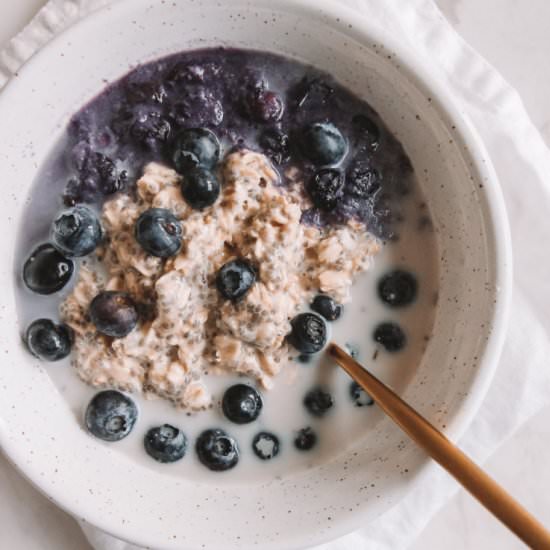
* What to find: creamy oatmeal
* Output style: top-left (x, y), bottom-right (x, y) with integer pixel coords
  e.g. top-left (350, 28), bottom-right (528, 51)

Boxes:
top-left (61, 150), bottom-right (380, 409)
top-left (18, 47), bottom-right (439, 473)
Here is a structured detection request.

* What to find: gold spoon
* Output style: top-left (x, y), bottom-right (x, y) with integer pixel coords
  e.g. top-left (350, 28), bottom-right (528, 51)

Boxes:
top-left (328, 342), bottom-right (550, 549)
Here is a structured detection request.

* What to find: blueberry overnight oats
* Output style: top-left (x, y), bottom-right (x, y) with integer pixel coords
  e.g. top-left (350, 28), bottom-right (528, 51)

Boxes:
top-left (16, 48), bottom-right (439, 475)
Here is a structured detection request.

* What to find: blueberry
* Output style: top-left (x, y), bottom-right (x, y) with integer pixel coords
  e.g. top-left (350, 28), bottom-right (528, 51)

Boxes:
top-left (352, 114), bottom-right (380, 150)
top-left (89, 291), bottom-right (138, 338)
top-left (134, 208), bottom-right (182, 258)
top-left (288, 313), bottom-right (327, 354)
top-left (65, 152), bottom-right (124, 203)
top-left (51, 205), bottom-right (102, 257)
top-left (378, 270), bottom-right (418, 307)
top-left (25, 319), bottom-right (73, 361)
top-left (252, 432), bottom-right (280, 460)
top-left (244, 89), bottom-right (284, 123)
top-left (167, 62), bottom-right (206, 84)
top-left (350, 381), bottom-right (374, 407)
top-left (196, 428), bottom-right (239, 471)
top-left (170, 89), bottom-right (224, 128)
top-left (294, 427), bottom-right (317, 451)
top-left (144, 424), bottom-right (187, 463)
top-left (311, 295), bottom-right (342, 321)
top-left (346, 161), bottom-right (381, 198)
top-left (90, 153), bottom-right (124, 195)
top-left (259, 128), bottom-right (290, 165)
top-left (172, 128), bottom-right (220, 172)
top-left (307, 169), bottom-right (345, 211)
top-left (85, 390), bottom-right (138, 442)
top-left (23, 244), bottom-right (74, 295)
top-left (373, 322), bottom-right (406, 352)
top-left (290, 77), bottom-right (334, 111)
top-left (123, 71), bottom-right (167, 104)
top-left (222, 384), bottom-right (263, 424)
top-left (298, 122), bottom-right (347, 166)
top-left (180, 167), bottom-right (220, 210)
top-left (216, 259), bottom-right (256, 301)
top-left (304, 387), bottom-right (334, 417)
top-left (130, 110), bottom-right (171, 148)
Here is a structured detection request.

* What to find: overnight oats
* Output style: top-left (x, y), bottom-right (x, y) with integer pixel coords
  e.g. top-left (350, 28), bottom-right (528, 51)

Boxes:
top-left (16, 48), bottom-right (439, 475)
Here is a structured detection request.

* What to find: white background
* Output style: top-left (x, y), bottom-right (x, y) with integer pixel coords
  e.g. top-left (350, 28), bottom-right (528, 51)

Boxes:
top-left (1, 1), bottom-right (550, 548)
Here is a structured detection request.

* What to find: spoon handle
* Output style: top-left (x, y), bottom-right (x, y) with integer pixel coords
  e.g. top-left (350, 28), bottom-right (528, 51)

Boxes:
top-left (328, 343), bottom-right (550, 550)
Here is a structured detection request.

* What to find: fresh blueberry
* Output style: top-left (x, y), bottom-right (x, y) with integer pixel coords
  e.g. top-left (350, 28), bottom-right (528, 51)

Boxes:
top-left (196, 428), bottom-right (239, 472)
top-left (252, 432), bottom-right (280, 460)
top-left (244, 89), bottom-right (284, 123)
top-left (216, 259), bottom-right (256, 301)
top-left (23, 244), bottom-right (74, 295)
top-left (25, 319), bottom-right (73, 361)
top-left (172, 128), bottom-right (220, 172)
top-left (378, 270), bottom-right (418, 307)
top-left (298, 122), bottom-right (347, 166)
top-left (352, 114), bottom-right (380, 150)
top-left (307, 168), bottom-right (345, 211)
top-left (304, 387), bottom-right (334, 417)
top-left (288, 312), bottom-right (327, 354)
top-left (294, 427), bottom-right (317, 451)
top-left (346, 161), bottom-right (381, 198)
top-left (144, 424), bottom-right (187, 463)
top-left (180, 167), bottom-right (220, 210)
top-left (51, 205), bottom-right (102, 257)
top-left (311, 295), bottom-right (342, 321)
top-left (259, 128), bottom-right (290, 165)
top-left (85, 390), bottom-right (138, 442)
top-left (222, 384), bottom-right (263, 424)
top-left (89, 291), bottom-right (138, 338)
top-left (130, 110), bottom-right (171, 148)
top-left (373, 322), bottom-right (406, 352)
top-left (134, 208), bottom-right (182, 258)
top-left (349, 381), bottom-right (374, 407)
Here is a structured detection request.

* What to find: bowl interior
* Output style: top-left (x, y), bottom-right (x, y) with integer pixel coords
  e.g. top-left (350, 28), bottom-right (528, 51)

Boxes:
top-left (0, 1), bottom-right (510, 549)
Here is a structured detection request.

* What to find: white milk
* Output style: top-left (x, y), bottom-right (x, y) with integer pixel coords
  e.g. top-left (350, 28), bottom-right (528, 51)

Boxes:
top-left (16, 183), bottom-right (438, 483)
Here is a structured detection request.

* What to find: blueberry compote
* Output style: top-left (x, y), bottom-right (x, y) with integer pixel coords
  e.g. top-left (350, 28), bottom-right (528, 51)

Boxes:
top-left (30, 48), bottom-right (411, 240)
top-left (16, 48), bottom-right (439, 481)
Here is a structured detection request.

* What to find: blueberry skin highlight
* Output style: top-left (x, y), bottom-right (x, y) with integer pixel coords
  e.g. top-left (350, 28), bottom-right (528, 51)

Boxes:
top-left (89, 291), bottom-right (138, 338)
top-left (222, 384), bottom-right (263, 424)
top-left (144, 424), bottom-right (187, 463)
top-left (135, 208), bottom-right (182, 258)
top-left (23, 244), bottom-right (74, 295)
top-left (180, 167), bottom-right (221, 210)
top-left (25, 319), bottom-right (73, 361)
top-left (298, 122), bottom-right (347, 166)
top-left (172, 127), bottom-right (220, 172)
top-left (196, 428), bottom-right (240, 472)
top-left (288, 312), bottom-right (327, 354)
top-left (216, 259), bottom-right (256, 301)
top-left (85, 390), bottom-right (138, 442)
top-left (52, 205), bottom-right (103, 257)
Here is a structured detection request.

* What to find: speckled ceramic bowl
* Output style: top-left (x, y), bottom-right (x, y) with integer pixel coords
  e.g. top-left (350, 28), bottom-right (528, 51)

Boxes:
top-left (0, 1), bottom-right (511, 549)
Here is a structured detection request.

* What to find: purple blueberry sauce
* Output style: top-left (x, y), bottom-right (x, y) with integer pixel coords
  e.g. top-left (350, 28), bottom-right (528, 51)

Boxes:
top-left (46, 47), bottom-right (413, 239)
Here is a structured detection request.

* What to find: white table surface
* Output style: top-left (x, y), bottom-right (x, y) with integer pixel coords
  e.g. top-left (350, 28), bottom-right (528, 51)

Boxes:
top-left (1, 1), bottom-right (549, 548)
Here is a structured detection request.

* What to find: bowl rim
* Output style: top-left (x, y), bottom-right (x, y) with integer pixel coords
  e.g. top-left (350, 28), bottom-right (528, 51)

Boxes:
top-left (0, 0), bottom-right (512, 548)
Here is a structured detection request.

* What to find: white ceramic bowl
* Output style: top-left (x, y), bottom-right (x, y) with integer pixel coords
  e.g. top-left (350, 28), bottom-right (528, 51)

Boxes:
top-left (0, 1), bottom-right (511, 549)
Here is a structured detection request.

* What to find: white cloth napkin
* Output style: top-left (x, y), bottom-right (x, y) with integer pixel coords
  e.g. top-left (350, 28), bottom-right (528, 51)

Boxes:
top-left (3, 1), bottom-right (550, 549)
